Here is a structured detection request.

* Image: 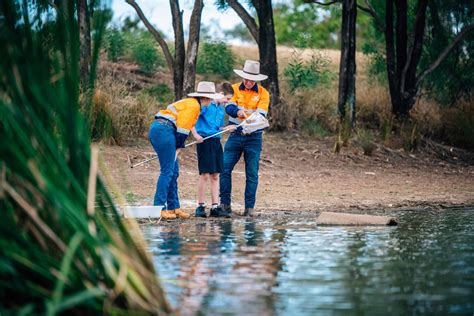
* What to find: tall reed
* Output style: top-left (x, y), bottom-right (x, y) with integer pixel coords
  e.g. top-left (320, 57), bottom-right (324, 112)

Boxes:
top-left (0, 1), bottom-right (170, 314)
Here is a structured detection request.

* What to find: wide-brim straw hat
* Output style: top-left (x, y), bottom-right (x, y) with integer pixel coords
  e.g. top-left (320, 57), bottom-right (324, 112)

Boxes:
top-left (188, 81), bottom-right (224, 99)
top-left (233, 60), bottom-right (268, 81)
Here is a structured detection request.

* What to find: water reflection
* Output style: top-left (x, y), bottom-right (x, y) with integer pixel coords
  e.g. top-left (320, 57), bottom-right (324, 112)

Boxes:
top-left (142, 209), bottom-right (474, 315)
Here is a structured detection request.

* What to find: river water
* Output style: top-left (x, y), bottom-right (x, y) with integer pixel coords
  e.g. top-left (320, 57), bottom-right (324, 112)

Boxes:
top-left (142, 208), bottom-right (474, 315)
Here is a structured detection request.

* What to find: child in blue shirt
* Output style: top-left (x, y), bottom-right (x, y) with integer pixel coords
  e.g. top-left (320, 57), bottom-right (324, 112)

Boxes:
top-left (191, 82), bottom-right (235, 218)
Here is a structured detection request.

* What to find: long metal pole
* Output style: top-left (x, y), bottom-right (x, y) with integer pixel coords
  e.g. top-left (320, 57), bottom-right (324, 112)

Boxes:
top-left (130, 112), bottom-right (256, 169)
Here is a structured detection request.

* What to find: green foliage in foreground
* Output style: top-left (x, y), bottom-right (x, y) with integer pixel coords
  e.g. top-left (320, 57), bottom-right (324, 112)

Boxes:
top-left (0, 1), bottom-right (170, 314)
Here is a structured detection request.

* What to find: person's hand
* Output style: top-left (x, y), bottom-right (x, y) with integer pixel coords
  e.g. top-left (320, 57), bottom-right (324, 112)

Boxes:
top-left (237, 110), bottom-right (247, 118)
top-left (225, 125), bottom-right (237, 131)
top-left (195, 134), bottom-right (204, 143)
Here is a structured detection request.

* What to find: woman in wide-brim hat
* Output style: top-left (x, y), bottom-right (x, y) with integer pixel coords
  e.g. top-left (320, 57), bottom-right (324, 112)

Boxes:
top-left (150, 81), bottom-right (223, 219)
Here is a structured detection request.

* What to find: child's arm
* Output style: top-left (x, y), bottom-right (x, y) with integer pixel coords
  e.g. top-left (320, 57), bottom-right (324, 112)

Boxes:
top-left (191, 127), bottom-right (204, 143)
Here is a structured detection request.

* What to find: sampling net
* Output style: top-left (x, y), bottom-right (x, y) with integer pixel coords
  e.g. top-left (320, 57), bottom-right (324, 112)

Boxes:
top-left (241, 113), bottom-right (270, 134)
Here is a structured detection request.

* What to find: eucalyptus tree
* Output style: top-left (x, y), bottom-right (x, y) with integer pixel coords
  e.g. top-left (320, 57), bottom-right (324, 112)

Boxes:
top-left (217, 0), bottom-right (280, 107)
top-left (126, 0), bottom-right (204, 100)
top-left (306, 0), bottom-right (360, 127)
top-left (360, 0), bottom-right (474, 118)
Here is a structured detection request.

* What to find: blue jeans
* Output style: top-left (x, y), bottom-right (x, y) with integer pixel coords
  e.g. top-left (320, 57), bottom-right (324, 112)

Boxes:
top-left (220, 132), bottom-right (263, 209)
top-left (149, 121), bottom-right (180, 209)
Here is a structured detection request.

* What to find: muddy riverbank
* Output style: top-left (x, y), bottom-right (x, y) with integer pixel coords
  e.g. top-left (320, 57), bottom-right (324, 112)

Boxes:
top-left (101, 133), bottom-right (474, 216)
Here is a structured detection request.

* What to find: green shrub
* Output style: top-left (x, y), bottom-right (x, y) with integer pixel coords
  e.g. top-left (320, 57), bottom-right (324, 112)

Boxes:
top-left (145, 84), bottom-right (174, 105)
top-left (197, 41), bottom-right (235, 79)
top-left (283, 51), bottom-right (334, 92)
top-left (130, 32), bottom-right (163, 73)
top-left (365, 52), bottom-right (387, 84)
top-left (105, 27), bottom-right (125, 62)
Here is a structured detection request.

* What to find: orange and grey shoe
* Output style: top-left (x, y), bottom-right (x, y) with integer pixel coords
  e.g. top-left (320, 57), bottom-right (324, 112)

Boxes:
top-left (161, 210), bottom-right (176, 219)
top-left (173, 209), bottom-right (191, 219)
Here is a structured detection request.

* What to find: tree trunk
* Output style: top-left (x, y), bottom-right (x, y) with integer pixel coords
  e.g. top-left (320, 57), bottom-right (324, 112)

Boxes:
top-left (337, 0), bottom-right (357, 126)
top-left (227, 0), bottom-right (259, 42)
top-left (253, 0), bottom-right (280, 108)
top-left (170, 0), bottom-right (185, 100)
top-left (394, 0), bottom-right (407, 82)
top-left (78, 0), bottom-right (91, 89)
top-left (183, 0), bottom-right (204, 95)
top-left (403, 0), bottom-right (428, 94)
top-left (385, 0), bottom-right (429, 118)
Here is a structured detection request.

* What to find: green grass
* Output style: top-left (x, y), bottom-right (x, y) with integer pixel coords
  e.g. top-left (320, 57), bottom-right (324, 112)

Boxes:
top-left (301, 119), bottom-right (330, 137)
top-left (126, 192), bottom-right (139, 204)
top-left (0, 1), bottom-right (170, 314)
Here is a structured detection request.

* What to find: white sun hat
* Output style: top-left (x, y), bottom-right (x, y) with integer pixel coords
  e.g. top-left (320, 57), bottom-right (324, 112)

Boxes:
top-left (188, 81), bottom-right (224, 99)
top-left (233, 60), bottom-right (268, 81)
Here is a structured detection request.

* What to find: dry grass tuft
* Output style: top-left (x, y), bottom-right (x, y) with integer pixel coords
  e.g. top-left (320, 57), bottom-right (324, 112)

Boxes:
top-left (95, 73), bottom-right (160, 143)
top-left (356, 79), bottom-right (391, 129)
top-left (272, 82), bottom-right (338, 132)
top-left (440, 99), bottom-right (474, 149)
top-left (411, 98), bottom-right (442, 136)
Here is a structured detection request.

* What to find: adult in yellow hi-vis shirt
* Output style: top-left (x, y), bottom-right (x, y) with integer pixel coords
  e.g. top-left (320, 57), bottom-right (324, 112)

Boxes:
top-left (216, 60), bottom-right (270, 218)
top-left (150, 82), bottom-right (223, 219)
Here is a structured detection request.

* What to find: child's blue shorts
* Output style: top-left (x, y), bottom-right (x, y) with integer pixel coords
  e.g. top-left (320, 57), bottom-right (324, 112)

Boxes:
top-left (196, 138), bottom-right (223, 175)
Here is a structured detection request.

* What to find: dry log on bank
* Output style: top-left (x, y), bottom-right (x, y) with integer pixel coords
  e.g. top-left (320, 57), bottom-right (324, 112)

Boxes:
top-left (317, 211), bottom-right (397, 226)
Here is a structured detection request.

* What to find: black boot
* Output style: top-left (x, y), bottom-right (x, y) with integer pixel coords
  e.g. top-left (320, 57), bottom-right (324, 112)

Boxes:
top-left (210, 205), bottom-right (232, 218)
top-left (195, 205), bottom-right (207, 218)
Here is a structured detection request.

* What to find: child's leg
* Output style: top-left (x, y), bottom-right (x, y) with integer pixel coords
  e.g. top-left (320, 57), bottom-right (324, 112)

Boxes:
top-left (210, 173), bottom-right (219, 205)
top-left (198, 173), bottom-right (210, 204)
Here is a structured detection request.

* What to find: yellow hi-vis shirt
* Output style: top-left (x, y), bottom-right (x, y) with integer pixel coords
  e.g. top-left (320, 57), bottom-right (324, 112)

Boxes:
top-left (228, 82), bottom-right (270, 125)
top-left (155, 97), bottom-right (201, 147)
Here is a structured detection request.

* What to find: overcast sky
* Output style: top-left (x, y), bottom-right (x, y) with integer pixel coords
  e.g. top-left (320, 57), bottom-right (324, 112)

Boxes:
top-left (111, 0), bottom-right (246, 42)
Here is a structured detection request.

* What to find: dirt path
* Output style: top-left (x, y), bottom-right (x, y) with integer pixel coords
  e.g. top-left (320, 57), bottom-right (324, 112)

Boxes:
top-left (100, 133), bottom-right (474, 216)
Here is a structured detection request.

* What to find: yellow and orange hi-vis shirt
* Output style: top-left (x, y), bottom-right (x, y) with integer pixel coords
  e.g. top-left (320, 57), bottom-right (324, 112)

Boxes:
top-left (155, 97), bottom-right (201, 148)
top-left (226, 82), bottom-right (270, 125)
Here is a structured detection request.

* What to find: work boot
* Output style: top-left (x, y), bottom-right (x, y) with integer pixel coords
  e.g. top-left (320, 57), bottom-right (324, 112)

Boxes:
top-left (174, 209), bottom-right (191, 219)
top-left (220, 204), bottom-right (232, 213)
top-left (195, 205), bottom-right (207, 218)
top-left (242, 208), bottom-right (254, 217)
top-left (210, 205), bottom-right (231, 218)
top-left (160, 210), bottom-right (176, 219)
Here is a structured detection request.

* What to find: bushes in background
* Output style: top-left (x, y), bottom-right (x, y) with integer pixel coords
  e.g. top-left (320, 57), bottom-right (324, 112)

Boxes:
top-left (145, 84), bottom-right (174, 105)
top-left (283, 51), bottom-right (334, 92)
top-left (130, 32), bottom-right (164, 73)
top-left (441, 101), bottom-right (474, 150)
top-left (104, 28), bottom-right (164, 73)
top-left (104, 27), bottom-right (125, 62)
top-left (93, 72), bottom-right (161, 143)
top-left (99, 26), bottom-right (474, 152)
top-left (197, 41), bottom-right (235, 79)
